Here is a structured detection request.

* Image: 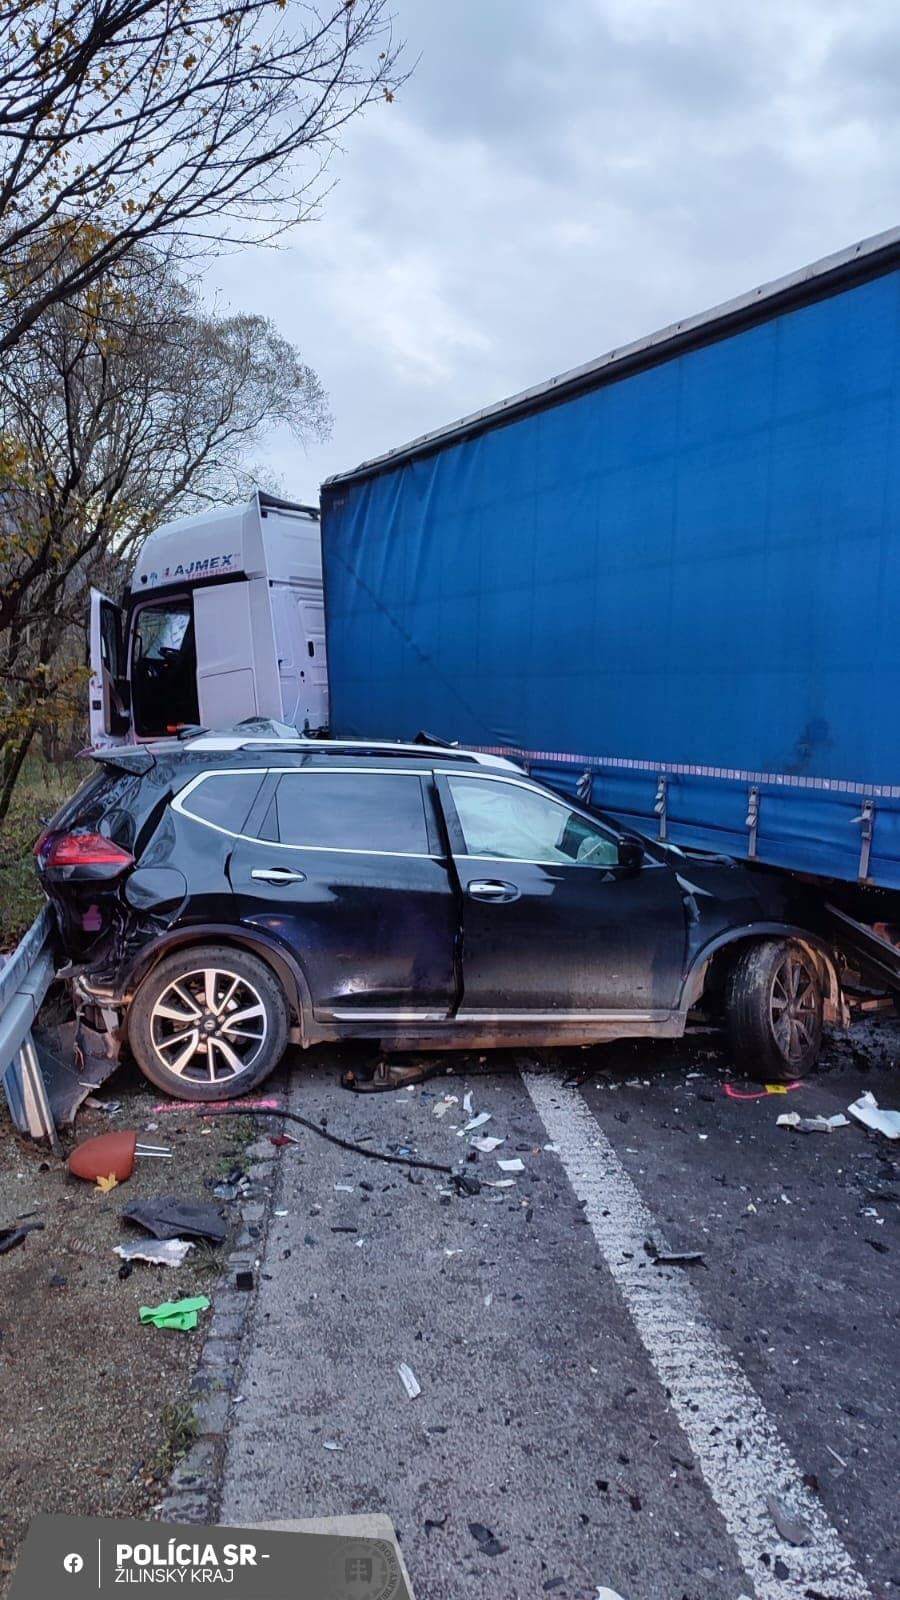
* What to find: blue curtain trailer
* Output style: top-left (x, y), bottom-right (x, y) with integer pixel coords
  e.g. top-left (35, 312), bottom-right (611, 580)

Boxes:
top-left (320, 227), bottom-right (900, 909)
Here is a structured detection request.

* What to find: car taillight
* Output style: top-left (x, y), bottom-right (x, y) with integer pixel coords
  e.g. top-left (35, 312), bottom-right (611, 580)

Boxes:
top-left (36, 832), bottom-right (134, 870)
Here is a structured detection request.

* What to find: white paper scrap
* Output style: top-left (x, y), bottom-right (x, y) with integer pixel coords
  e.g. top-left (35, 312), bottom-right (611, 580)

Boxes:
top-left (397, 1362), bottom-right (422, 1400)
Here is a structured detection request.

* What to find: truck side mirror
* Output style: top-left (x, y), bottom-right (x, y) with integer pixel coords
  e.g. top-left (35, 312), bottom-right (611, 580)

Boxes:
top-left (617, 838), bottom-right (643, 873)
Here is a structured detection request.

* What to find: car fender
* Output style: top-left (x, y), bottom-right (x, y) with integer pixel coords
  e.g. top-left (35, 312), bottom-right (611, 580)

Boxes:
top-left (113, 922), bottom-right (315, 1043)
top-left (681, 923), bottom-right (847, 1025)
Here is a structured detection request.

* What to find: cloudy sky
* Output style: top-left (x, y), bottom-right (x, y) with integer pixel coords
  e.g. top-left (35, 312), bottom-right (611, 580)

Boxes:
top-left (209, 0), bottom-right (900, 501)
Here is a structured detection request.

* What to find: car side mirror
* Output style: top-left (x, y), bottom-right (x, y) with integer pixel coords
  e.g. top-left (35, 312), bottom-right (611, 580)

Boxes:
top-left (617, 838), bottom-right (643, 873)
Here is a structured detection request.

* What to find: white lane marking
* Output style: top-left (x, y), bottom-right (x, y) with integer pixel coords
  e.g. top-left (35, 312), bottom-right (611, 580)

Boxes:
top-left (523, 1073), bottom-right (872, 1600)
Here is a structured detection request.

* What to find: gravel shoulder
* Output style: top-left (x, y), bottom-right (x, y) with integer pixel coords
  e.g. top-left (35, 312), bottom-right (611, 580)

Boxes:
top-left (0, 1065), bottom-right (260, 1595)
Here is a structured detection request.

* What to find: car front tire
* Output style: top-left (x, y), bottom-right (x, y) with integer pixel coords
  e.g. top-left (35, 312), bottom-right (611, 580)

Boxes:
top-left (128, 943), bottom-right (290, 1101)
top-left (725, 938), bottom-right (824, 1082)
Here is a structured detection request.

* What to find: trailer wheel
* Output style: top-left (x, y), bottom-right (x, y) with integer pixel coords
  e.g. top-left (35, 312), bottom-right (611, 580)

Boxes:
top-left (128, 944), bottom-right (289, 1101)
top-left (725, 939), bottom-right (823, 1081)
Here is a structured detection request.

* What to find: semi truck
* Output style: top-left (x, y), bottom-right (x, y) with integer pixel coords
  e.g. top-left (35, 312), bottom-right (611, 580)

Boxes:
top-left (320, 225), bottom-right (900, 913)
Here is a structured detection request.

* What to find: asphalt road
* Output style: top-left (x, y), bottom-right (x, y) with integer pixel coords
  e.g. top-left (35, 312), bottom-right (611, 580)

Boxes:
top-left (219, 1029), bottom-right (899, 1600)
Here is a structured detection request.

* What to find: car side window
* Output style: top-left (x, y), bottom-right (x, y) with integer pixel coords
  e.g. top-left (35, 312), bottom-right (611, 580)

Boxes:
top-left (447, 777), bottom-right (619, 867)
top-left (273, 772), bottom-right (430, 854)
top-left (177, 772), bottom-right (265, 832)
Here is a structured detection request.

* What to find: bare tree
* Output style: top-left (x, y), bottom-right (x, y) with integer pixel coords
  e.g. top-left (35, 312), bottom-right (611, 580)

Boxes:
top-left (0, 0), bottom-right (400, 354)
top-left (0, 244), bottom-right (330, 820)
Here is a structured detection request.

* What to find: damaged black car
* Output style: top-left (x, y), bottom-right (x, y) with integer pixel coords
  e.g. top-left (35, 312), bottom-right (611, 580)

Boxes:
top-left (34, 729), bottom-right (846, 1101)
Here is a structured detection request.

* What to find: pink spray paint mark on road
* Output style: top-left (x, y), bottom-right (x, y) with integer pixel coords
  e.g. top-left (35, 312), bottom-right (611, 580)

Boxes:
top-left (151, 1095), bottom-right (284, 1114)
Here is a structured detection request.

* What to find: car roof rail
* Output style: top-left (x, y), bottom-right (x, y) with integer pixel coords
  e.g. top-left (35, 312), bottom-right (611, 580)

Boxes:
top-left (180, 732), bottom-right (522, 769)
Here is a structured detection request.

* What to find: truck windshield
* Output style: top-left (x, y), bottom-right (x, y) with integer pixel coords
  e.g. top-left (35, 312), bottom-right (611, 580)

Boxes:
top-left (131, 598), bottom-right (200, 737)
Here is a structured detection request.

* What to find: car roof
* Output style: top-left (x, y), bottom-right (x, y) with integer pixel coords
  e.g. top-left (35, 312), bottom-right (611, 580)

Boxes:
top-left (102, 731), bottom-right (524, 775)
top-left (181, 734), bottom-right (521, 770)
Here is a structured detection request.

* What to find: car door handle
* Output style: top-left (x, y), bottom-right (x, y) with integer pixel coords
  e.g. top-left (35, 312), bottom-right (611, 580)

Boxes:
top-left (250, 867), bottom-right (307, 885)
top-left (467, 879), bottom-right (520, 903)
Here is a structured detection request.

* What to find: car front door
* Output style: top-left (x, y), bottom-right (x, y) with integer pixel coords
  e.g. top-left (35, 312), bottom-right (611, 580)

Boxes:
top-left (436, 773), bottom-right (687, 1018)
top-left (225, 767), bottom-right (459, 1022)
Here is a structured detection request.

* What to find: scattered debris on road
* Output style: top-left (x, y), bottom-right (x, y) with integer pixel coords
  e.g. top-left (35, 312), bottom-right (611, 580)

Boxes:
top-left (121, 1198), bottom-right (227, 1243)
top-left (463, 1111), bottom-right (492, 1132)
top-left (470, 1135), bottom-right (504, 1152)
top-left (644, 1239), bottom-right (705, 1267)
top-left (397, 1362), bottom-right (422, 1400)
top-left (114, 1238), bottom-right (194, 1267)
top-left (0, 1219), bottom-right (44, 1255)
top-left (212, 1166), bottom-right (250, 1200)
top-left (467, 1522), bottom-right (508, 1557)
top-left (776, 1112), bottom-right (850, 1133)
top-left (765, 1493), bottom-right (812, 1546)
top-left (848, 1091), bottom-right (900, 1139)
top-left (497, 1157), bottom-right (524, 1172)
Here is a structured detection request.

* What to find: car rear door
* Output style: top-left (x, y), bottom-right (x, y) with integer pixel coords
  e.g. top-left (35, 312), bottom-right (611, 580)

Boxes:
top-left (436, 772), bottom-right (687, 1017)
top-left (225, 766), bottom-right (459, 1020)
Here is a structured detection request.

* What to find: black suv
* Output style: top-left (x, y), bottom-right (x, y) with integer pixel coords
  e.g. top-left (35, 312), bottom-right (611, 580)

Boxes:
top-left (35, 727), bottom-right (843, 1100)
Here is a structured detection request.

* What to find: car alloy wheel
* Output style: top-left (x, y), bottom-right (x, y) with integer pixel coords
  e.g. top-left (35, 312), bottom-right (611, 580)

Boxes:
top-left (149, 966), bottom-right (268, 1085)
top-left (768, 948), bottom-right (820, 1067)
top-left (725, 937), bottom-right (824, 1081)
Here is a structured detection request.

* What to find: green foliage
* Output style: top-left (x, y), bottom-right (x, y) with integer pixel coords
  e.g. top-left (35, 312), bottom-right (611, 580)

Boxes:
top-left (0, 757), bottom-right (81, 947)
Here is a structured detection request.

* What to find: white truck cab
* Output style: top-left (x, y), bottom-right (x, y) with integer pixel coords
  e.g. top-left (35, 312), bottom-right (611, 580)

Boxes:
top-left (89, 491), bottom-right (328, 745)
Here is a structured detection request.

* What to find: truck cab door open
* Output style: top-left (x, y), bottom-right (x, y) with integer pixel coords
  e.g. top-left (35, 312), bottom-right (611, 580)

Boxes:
top-left (129, 594), bottom-right (200, 737)
top-left (89, 590), bottom-right (131, 746)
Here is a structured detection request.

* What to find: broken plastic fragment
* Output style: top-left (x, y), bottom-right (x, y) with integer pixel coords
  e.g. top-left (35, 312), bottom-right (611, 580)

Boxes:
top-left (847, 1091), bottom-right (900, 1140)
top-left (777, 1112), bottom-right (849, 1133)
top-left (766, 1493), bottom-right (812, 1546)
top-left (0, 1221), bottom-right (44, 1255)
top-left (463, 1111), bottom-right (492, 1132)
top-left (122, 1199), bottom-right (226, 1243)
top-left (471, 1135), bottom-right (504, 1153)
top-left (497, 1157), bottom-right (524, 1173)
top-left (397, 1362), bottom-right (422, 1400)
top-left (468, 1522), bottom-right (508, 1557)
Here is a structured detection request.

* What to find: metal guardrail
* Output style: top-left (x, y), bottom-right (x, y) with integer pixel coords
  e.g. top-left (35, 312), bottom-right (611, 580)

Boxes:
top-left (0, 905), bottom-right (61, 1152)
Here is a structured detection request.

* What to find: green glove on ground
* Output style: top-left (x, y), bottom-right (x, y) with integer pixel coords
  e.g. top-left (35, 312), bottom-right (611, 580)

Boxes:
top-left (139, 1295), bottom-right (210, 1331)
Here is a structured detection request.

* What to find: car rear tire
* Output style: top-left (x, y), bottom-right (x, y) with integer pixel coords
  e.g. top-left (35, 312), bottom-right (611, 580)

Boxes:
top-left (128, 944), bottom-right (290, 1101)
top-left (725, 938), bottom-right (823, 1082)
